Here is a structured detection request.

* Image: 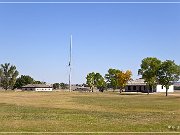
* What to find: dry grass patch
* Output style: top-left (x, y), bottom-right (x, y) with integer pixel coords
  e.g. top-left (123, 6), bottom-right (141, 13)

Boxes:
top-left (0, 91), bottom-right (179, 132)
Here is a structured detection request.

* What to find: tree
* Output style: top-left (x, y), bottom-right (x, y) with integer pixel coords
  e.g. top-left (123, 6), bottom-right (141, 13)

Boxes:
top-left (157, 60), bottom-right (180, 96)
top-left (138, 57), bottom-right (161, 94)
top-left (33, 81), bottom-right (46, 84)
top-left (53, 83), bottom-right (60, 89)
top-left (117, 70), bottom-right (132, 93)
top-left (60, 83), bottom-right (68, 89)
top-left (0, 63), bottom-right (19, 90)
top-left (86, 72), bottom-right (106, 92)
top-left (86, 72), bottom-right (96, 92)
top-left (94, 73), bottom-right (106, 92)
top-left (105, 68), bottom-right (121, 91)
top-left (14, 75), bottom-right (34, 89)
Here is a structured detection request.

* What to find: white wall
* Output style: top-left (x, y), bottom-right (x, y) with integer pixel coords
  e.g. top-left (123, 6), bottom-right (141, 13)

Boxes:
top-left (156, 85), bottom-right (174, 92)
top-left (35, 88), bottom-right (52, 91)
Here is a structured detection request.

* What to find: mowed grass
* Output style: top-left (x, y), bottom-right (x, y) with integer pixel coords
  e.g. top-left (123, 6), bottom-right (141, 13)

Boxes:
top-left (0, 91), bottom-right (179, 132)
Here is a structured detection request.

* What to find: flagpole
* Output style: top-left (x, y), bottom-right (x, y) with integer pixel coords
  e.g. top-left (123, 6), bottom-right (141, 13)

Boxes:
top-left (69, 35), bottom-right (72, 92)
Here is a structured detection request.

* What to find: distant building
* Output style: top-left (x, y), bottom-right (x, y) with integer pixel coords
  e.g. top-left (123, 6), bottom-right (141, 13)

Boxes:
top-left (22, 84), bottom-right (52, 91)
top-left (173, 82), bottom-right (180, 87)
top-left (125, 79), bottom-right (149, 92)
top-left (73, 86), bottom-right (91, 92)
top-left (125, 79), bottom-right (174, 93)
top-left (173, 82), bottom-right (180, 90)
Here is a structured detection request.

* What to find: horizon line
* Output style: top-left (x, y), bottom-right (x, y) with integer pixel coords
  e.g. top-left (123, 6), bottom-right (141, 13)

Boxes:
top-left (0, 2), bottom-right (180, 4)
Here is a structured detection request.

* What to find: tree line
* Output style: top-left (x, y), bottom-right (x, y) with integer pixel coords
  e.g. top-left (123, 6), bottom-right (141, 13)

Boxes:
top-left (1, 57), bottom-right (180, 96)
top-left (86, 69), bottom-right (132, 93)
top-left (52, 83), bottom-right (69, 90)
top-left (0, 63), bottom-right (47, 90)
top-left (138, 57), bottom-right (180, 96)
top-left (0, 63), bottom-right (71, 90)
top-left (86, 57), bottom-right (180, 96)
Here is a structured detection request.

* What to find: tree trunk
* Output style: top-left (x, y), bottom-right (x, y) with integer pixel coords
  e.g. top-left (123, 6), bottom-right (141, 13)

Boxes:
top-left (166, 87), bottom-right (168, 96)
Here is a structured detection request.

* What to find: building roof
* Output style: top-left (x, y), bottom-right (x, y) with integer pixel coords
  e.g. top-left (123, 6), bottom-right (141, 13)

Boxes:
top-left (127, 79), bottom-right (146, 86)
top-left (127, 79), bottom-right (176, 86)
top-left (22, 84), bottom-right (52, 88)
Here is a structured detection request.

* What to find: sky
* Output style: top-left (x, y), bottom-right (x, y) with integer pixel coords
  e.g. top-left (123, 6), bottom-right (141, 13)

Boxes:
top-left (0, 0), bottom-right (180, 84)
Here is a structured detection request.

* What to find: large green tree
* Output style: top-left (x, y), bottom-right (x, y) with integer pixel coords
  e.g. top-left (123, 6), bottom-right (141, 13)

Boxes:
top-left (105, 68), bottom-right (120, 91)
top-left (86, 72), bottom-right (96, 92)
top-left (86, 72), bottom-right (106, 92)
top-left (157, 60), bottom-right (180, 96)
top-left (14, 75), bottom-right (34, 89)
top-left (0, 63), bottom-right (19, 90)
top-left (94, 73), bottom-right (106, 92)
top-left (138, 57), bottom-right (161, 94)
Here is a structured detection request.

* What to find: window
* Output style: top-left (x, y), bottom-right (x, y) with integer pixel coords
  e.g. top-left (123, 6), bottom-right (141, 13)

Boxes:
top-left (128, 86), bottom-right (131, 90)
top-left (133, 86), bottom-right (136, 90)
top-left (162, 85), bottom-right (163, 89)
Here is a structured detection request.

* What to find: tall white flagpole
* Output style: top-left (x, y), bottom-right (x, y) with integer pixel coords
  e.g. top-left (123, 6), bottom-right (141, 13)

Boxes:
top-left (69, 35), bottom-right (72, 92)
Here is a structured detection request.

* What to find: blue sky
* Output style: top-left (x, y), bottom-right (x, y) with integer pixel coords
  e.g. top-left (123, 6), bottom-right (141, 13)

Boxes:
top-left (0, 1), bottom-right (180, 84)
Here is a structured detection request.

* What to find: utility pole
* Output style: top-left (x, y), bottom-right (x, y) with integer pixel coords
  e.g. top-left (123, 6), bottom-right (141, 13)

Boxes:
top-left (69, 35), bottom-right (72, 92)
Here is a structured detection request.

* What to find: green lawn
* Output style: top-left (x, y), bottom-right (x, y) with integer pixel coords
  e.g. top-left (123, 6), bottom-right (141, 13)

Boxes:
top-left (0, 91), bottom-right (179, 133)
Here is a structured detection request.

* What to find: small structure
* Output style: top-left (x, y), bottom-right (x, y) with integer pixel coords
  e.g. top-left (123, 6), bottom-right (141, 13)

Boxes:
top-left (173, 82), bottom-right (180, 90)
top-left (125, 79), bottom-right (149, 93)
top-left (156, 85), bottom-right (174, 92)
top-left (73, 87), bottom-right (91, 92)
top-left (22, 84), bottom-right (53, 91)
top-left (174, 82), bottom-right (180, 87)
top-left (125, 79), bottom-right (174, 93)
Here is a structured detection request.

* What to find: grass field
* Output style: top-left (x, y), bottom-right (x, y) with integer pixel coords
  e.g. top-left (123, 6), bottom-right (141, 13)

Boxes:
top-left (0, 91), bottom-right (179, 134)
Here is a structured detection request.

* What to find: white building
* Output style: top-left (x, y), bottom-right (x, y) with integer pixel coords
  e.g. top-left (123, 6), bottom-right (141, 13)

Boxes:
top-left (22, 84), bottom-right (53, 91)
top-left (156, 85), bottom-right (174, 92)
top-left (125, 79), bottom-right (174, 93)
